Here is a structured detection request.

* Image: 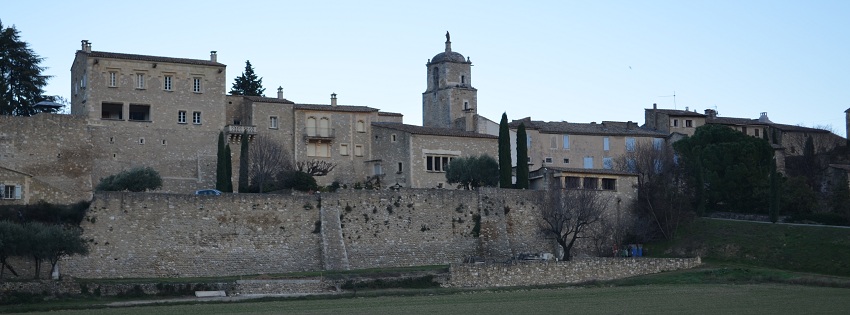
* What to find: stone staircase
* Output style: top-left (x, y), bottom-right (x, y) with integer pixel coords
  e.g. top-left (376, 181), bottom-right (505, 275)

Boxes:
top-left (320, 204), bottom-right (350, 270)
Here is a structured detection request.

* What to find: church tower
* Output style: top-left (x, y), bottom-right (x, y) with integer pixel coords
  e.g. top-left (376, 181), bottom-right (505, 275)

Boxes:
top-left (422, 32), bottom-right (478, 130)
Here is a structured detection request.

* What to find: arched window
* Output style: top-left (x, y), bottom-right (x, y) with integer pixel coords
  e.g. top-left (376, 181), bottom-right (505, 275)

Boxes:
top-left (432, 67), bottom-right (439, 89)
top-left (306, 117), bottom-right (317, 136)
top-left (319, 117), bottom-right (330, 137)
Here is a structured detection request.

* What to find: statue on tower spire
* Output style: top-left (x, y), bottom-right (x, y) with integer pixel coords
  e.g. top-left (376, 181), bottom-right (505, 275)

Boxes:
top-left (445, 31), bottom-right (452, 52)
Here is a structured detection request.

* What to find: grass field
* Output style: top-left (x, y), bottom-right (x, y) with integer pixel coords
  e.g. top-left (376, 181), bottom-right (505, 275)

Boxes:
top-left (11, 283), bottom-right (850, 315)
top-left (648, 218), bottom-right (850, 277)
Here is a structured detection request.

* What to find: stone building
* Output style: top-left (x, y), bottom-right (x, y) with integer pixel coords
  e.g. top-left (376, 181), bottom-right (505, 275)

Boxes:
top-left (70, 40), bottom-right (227, 192)
top-left (510, 118), bottom-right (667, 172)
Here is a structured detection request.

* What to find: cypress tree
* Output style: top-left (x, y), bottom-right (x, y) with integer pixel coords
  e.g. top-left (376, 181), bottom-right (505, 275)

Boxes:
top-left (224, 144), bottom-right (233, 192)
top-left (515, 123), bottom-right (529, 189)
top-left (498, 113), bottom-right (513, 188)
top-left (215, 132), bottom-right (225, 190)
top-left (238, 131), bottom-right (250, 193)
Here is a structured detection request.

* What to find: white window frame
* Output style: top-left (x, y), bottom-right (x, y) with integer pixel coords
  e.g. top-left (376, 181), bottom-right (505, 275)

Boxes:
top-left (193, 78), bottom-right (202, 93)
top-left (164, 75), bottom-right (173, 91)
top-left (269, 116), bottom-right (278, 129)
top-left (1, 184), bottom-right (22, 200)
top-left (685, 119), bottom-right (693, 127)
top-left (136, 73), bottom-right (145, 89)
top-left (109, 72), bottom-right (117, 87)
top-left (603, 137), bottom-right (610, 151)
top-left (425, 155), bottom-right (454, 172)
top-left (563, 135), bottom-right (570, 150)
top-left (192, 111), bottom-right (202, 125)
top-left (178, 110), bottom-right (187, 124)
top-left (583, 157), bottom-right (593, 169)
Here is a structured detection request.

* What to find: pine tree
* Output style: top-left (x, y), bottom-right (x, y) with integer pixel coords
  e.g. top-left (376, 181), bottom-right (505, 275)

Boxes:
top-left (515, 123), bottom-right (529, 189)
top-left (216, 132), bottom-right (226, 191)
top-left (230, 60), bottom-right (265, 96)
top-left (238, 131), bottom-right (250, 193)
top-left (0, 20), bottom-right (55, 116)
top-left (498, 113), bottom-right (513, 188)
top-left (224, 144), bottom-right (234, 192)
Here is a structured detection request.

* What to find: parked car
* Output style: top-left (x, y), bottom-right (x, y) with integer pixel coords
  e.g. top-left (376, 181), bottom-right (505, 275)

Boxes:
top-left (194, 189), bottom-right (222, 196)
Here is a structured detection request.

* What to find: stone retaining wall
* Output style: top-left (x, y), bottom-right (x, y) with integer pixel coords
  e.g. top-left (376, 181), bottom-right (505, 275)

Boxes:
top-left (447, 257), bottom-right (702, 288)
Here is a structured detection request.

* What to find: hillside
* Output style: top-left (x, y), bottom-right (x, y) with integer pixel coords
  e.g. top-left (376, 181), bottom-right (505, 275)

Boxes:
top-left (649, 218), bottom-right (850, 277)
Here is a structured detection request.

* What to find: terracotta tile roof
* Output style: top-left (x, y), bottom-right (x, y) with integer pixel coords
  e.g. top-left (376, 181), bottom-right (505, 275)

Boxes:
top-left (372, 122), bottom-right (498, 139)
top-left (243, 96), bottom-right (295, 104)
top-left (85, 51), bottom-right (225, 67)
top-left (509, 120), bottom-right (667, 137)
top-left (294, 104), bottom-right (378, 113)
top-left (534, 166), bottom-right (638, 177)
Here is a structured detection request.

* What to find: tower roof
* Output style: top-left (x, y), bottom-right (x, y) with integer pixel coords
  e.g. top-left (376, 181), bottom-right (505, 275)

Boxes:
top-left (428, 31), bottom-right (470, 65)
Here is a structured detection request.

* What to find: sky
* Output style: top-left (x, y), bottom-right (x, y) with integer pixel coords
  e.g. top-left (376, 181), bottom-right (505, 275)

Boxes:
top-left (4, 0), bottom-right (850, 136)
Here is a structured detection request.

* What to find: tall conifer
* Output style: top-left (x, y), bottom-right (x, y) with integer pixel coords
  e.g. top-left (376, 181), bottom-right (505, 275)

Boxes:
top-left (515, 123), bottom-right (529, 189)
top-left (498, 113), bottom-right (513, 188)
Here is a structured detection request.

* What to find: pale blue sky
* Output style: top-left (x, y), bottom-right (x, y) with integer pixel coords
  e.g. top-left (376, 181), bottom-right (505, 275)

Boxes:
top-left (4, 0), bottom-right (849, 135)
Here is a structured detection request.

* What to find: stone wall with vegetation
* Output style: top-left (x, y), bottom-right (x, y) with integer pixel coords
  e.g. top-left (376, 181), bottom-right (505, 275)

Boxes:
top-left (447, 257), bottom-right (702, 288)
top-left (59, 188), bottom-right (606, 279)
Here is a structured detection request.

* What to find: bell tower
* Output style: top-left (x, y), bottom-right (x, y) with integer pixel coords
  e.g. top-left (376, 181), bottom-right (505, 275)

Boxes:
top-left (422, 32), bottom-right (477, 130)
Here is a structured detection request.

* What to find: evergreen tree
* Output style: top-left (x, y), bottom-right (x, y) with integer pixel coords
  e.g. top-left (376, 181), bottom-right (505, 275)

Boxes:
top-left (0, 20), bottom-right (55, 116)
top-left (238, 131), bottom-right (250, 192)
top-left (230, 60), bottom-right (265, 96)
top-left (769, 155), bottom-right (780, 223)
top-left (224, 143), bottom-right (234, 192)
top-left (498, 113), bottom-right (513, 188)
top-left (515, 123), bottom-right (529, 189)
top-left (216, 132), bottom-right (226, 191)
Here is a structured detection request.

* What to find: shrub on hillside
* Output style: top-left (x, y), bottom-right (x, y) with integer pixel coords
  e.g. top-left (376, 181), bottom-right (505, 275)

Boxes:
top-left (281, 171), bottom-right (318, 192)
top-left (96, 167), bottom-right (163, 192)
top-left (0, 200), bottom-right (90, 225)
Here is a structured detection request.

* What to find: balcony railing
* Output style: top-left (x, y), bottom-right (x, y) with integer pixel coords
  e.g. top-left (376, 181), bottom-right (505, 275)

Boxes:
top-left (304, 127), bottom-right (335, 140)
top-left (227, 125), bottom-right (257, 135)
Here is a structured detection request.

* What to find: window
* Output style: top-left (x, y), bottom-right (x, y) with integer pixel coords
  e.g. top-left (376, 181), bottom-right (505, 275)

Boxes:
top-left (340, 144), bottom-right (349, 156)
top-left (136, 73), bottom-right (145, 89)
top-left (306, 117), bottom-right (317, 136)
top-left (685, 120), bottom-right (693, 127)
top-left (319, 118), bottom-right (330, 137)
top-left (109, 72), bottom-right (117, 87)
top-left (426, 155), bottom-right (453, 172)
top-left (602, 178), bottom-right (616, 191)
top-left (463, 101), bottom-right (469, 110)
top-left (109, 137), bottom-right (114, 143)
top-left (754, 129), bottom-right (760, 137)
top-left (603, 157), bottom-right (613, 169)
top-left (356, 120), bottom-right (366, 132)
top-left (544, 157), bottom-right (553, 164)
top-left (269, 116), bottom-right (278, 129)
top-left (161, 139), bottom-right (167, 145)
top-left (563, 135), bottom-right (570, 150)
top-left (550, 136), bottom-right (557, 149)
top-left (354, 144), bottom-right (364, 156)
top-left (391, 134), bottom-right (397, 142)
top-left (563, 158), bottom-right (570, 164)
top-left (128, 104), bottom-right (150, 121)
top-left (653, 138), bottom-right (664, 150)
top-left (193, 78), bottom-right (201, 92)
top-left (139, 138), bottom-right (145, 145)
top-left (627, 158), bottom-right (637, 172)
top-left (373, 163), bottom-right (383, 176)
top-left (192, 111), bottom-right (201, 124)
top-left (583, 177), bottom-right (599, 190)
top-left (101, 102), bottom-right (123, 120)
top-left (625, 137), bottom-right (636, 152)
top-left (527, 135), bottom-right (532, 147)
top-left (1, 184), bottom-right (22, 200)
top-left (164, 75), bottom-right (172, 90)
top-left (603, 137), bottom-right (610, 151)
top-left (672, 119), bottom-right (678, 127)
top-left (461, 75), bottom-right (465, 84)
top-left (397, 162), bottom-right (403, 173)
top-left (178, 110), bottom-right (186, 124)
top-left (583, 157), bottom-right (593, 169)
top-left (564, 177), bottom-right (580, 189)
top-left (308, 142), bottom-right (330, 157)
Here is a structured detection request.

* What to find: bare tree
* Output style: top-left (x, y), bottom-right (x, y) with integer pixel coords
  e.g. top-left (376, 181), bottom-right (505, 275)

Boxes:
top-left (540, 184), bottom-right (611, 261)
top-left (295, 160), bottom-right (337, 176)
top-left (248, 135), bottom-right (293, 192)
top-left (615, 141), bottom-right (692, 241)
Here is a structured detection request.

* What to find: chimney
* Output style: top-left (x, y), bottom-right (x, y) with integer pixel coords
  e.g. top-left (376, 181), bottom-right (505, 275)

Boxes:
top-left (81, 40), bottom-right (91, 53)
top-left (210, 51), bottom-right (217, 62)
top-left (653, 103), bottom-right (657, 110)
top-left (331, 93), bottom-right (337, 107)
top-left (277, 86), bottom-right (283, 99)
top-left (685, 106), bottom-right (689, 112)
top-left (704, 109), bottom-right (717, 119)
top-left (759, 112), bottom-right (773, 123)
top-left (845, 108), bottom-right (850, 140)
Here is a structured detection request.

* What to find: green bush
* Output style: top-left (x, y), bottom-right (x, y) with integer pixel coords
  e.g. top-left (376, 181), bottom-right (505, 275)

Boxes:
top-left (281, 171), bottom-right (318, 192)
top-left (96, 167), bottom-right (163, 192)
top-left (0, 201), bottom-right (90, 225)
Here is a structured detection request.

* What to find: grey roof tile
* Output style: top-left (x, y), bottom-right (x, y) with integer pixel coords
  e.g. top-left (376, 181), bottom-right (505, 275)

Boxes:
top-left (85, 51), bottom-right (225, 67)
top-left (372, 122), bottom-right (497, 139)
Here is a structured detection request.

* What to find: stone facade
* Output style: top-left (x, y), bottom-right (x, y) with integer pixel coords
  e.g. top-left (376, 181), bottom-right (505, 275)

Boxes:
top-left (447, 257), bottom-right (702, 288)
top-left (46, 188), bottom-right (632, 279)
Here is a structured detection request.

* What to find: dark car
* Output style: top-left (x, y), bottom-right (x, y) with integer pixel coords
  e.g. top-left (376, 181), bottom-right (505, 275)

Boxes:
top-left (194, 189), bottom-right (222, 196)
